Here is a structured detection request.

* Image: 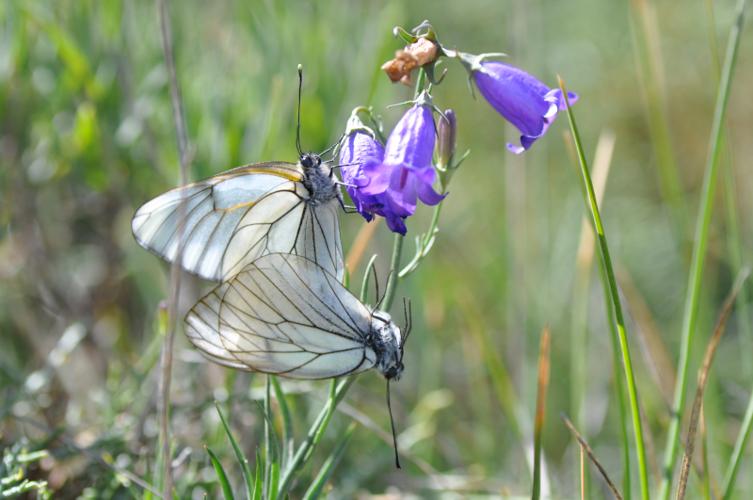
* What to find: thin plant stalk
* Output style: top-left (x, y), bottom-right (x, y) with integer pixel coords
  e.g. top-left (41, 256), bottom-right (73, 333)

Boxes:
top-left (558, 77), bottom-right (650, 500)
top-left (676, 269), bottom-right (749, 500)
top-left (569, 131), bottom-right (617, 499)
top-left (704, 0), bottom-right (753, 379)
top-left (597, 261), bottom-right (633, 500)
top-left (156, 0), bottom-right (191, 497)
top-left (658, 2), bottom-right (746, 498)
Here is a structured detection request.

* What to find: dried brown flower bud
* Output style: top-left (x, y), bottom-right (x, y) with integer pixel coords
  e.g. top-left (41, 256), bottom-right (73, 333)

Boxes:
top-left (406, 37), bottom-right (438, 66)
top-left (381, 37), bottom-right (439, 85)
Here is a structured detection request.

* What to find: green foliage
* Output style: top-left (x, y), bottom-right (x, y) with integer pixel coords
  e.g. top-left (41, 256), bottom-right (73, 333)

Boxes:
top-left (0, 441), bottom-right (50, 499)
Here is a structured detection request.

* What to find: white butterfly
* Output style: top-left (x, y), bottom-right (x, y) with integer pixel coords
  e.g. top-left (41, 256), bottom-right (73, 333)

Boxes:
top-left (131, 153), bottom-right (344, 282)
top-left (184, 252), bottom-right (405, 381)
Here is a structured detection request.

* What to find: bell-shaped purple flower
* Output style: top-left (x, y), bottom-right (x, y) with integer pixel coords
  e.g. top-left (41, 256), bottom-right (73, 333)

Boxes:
top-left (360, 92), bottom-right (445, 235)
top-left (338, 130), bottom-right (385, 222)
top-left (472, 61), bottom-right (578, 154)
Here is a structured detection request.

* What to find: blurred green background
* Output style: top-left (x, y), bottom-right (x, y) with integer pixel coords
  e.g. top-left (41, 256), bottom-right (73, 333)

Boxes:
top-left (2, 0), bottom-right (752, 497)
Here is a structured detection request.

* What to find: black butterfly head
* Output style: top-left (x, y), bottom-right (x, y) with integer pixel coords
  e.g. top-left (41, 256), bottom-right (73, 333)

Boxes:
top-left (383, 359), bottom-right (405, 381)
top-left (299, 152), bottom-right (322, 172)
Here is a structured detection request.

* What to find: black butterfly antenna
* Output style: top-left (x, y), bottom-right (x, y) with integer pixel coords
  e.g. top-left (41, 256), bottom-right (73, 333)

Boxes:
top-left (386, 380), bottom-right (401, 469)
top-left (296, 64), bottom-right (304, 156)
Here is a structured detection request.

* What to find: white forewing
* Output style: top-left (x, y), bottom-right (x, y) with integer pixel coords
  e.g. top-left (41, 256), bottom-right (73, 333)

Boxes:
top-left (297, 199), bottom-right (344, 283)
top-left (185, 253), bottom-right (377, 379)
top-left (132, 163), bottom-right (344, 281)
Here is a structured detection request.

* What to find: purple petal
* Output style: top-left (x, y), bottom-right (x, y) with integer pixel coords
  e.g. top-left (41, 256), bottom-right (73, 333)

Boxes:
top-left (388, 167), bottom-right (418, 215)
top-left (417, 182), bottom-right (445, 205)
top-left (383, 103), bottom-right (436, 170)
top-left (383, 213), bottom-right (407, 235)
top-left (358, 162), bottom-right (389, 194)
top-left (545, 88), bottom-right (579, 110)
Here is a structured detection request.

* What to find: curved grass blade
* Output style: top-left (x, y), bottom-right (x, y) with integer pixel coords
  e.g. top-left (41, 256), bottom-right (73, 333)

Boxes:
top-left (722, 383), bottom-right (753, 499)
top-left (252, 448), bottom-right (263, 500)
top-left (562, 414), bottom-right (623, 500)
top-left (558, 76), bottom-right (650, 500)
top-left (270, 376), bottom-right (294, 468)
top-left (206, 446), bottom-right (235, 500)
top-left (215, 402), bottom-right (254, 499)
top-left (303, 423), bottom-right (356, 500)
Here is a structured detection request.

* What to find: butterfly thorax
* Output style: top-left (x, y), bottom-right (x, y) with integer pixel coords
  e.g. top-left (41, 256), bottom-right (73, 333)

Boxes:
top-left (369, 311), bottom-right (404, 381)
top-left (299, 153), bottom-right (340, 206)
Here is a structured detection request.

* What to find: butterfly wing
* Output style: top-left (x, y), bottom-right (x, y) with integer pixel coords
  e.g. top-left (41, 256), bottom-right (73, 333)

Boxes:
top-left (185, 253), bottom-right (377, 379)
top-left (132, 162), bottom-right (344, 281)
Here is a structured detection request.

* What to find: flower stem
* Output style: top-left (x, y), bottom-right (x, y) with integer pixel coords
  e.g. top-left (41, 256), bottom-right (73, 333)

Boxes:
top-left (558, 77), bottom-right (650, 500)
top-left (657, 2), bottom-right (746, 498)
top-left (382, 233), bottom-right (405, 311)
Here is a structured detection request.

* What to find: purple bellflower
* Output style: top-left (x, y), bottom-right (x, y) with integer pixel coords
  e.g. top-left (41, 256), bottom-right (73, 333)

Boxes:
top-left (339, 129), bottom-right (385, 223)
top-left (339, 94), bottom-right (445, 235)
top-left (471, 60), bottom-right (578, 154)
top-left (359, 91), bottom-right (445, 235)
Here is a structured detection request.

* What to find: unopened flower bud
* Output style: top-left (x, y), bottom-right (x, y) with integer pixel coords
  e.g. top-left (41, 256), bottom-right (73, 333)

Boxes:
top-left (437, 109), bottom-right (456, 170)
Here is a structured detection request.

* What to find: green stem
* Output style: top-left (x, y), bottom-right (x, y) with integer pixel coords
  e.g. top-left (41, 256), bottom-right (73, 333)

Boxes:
top-left (721, 383), bottom-right (753, 499)
top-left (559, 78), bottom-right (650, 500)
top-left (657, 2), bottom-right (746, 498)
top-left (382, 233), bottom-right (405, 311)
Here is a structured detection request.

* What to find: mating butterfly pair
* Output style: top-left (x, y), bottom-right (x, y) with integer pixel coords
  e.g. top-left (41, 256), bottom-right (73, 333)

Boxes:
top-left (132, 151), bottom-right (405, 381)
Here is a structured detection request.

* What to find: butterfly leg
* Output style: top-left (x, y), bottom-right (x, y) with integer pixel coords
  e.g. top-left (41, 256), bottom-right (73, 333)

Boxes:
top-left (338, 197), bottom-right (360, 213)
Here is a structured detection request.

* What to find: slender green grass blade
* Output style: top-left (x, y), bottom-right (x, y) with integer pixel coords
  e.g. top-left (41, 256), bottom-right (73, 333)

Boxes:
top-left (267, 461), bottom-right (280, 500)
top-left (558, 76), bottom-right (650, 500)
top-left (597, 262), bottom-right (633, 500)
top-left (567, 134), bottom-right (632, 498)
top-left (277, 377), bottom-right (355, 498)
top-left (303, 423), bottom-right (356, 500)
top-left (215, 402), bottom-right (254, 499)
top-left (263, 376), bottom-right (280, 499)
top-left (658, 2), bottom-right (747, 498)
top-left (206, 446), bottom-right (235, 500)
top-left (270, 376), bottom-right (293, 468)
top-left (569, 130), bottom-right (617, 499)
top-left (721, 385), bottom-right (753, 499)
top-left (252, 448), bottom-right (263, 500)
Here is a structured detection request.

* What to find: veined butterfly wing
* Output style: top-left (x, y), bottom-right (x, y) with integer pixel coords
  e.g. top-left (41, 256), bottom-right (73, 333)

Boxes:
top-left (131, 161), bottom-right (344, 281)
top-left (185, 253), bottom-right (380, 379)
